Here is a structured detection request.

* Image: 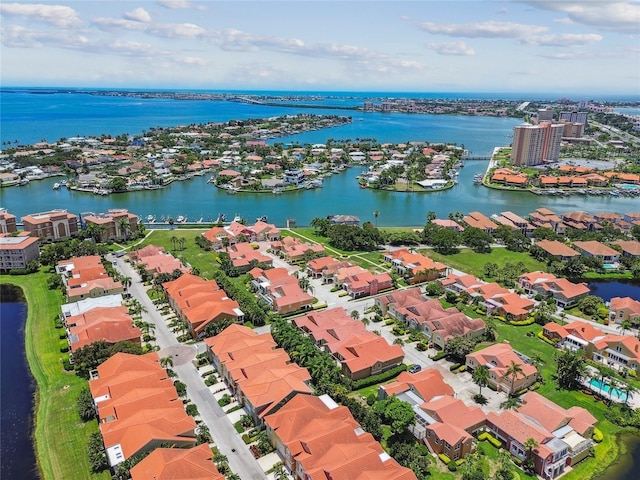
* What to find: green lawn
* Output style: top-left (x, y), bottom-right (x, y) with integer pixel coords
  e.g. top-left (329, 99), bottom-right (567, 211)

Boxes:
top-left (492, 321), bottom-right (631, 480)
top-left (133, 229), bottom-right (219, 279)
top-left (0, 271), bottom-right (110, 480)
top-left (424, 248), bottom-right (547, 280)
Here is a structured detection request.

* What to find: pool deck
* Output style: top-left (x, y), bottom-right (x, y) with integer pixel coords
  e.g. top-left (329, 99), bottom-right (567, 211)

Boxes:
top-left (583, 369), bottom-right (639, 409)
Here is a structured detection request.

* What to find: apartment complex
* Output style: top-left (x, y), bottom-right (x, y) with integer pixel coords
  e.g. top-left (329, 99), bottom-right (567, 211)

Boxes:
top-left (83, 209), bottom-right (139, 242)
top-left (0, 232), bottom-right (40, 272)
top-left (511, 122), bottom-right (564, 166)
top-left (0, 208), bottom-right (17, 233)
top-left (22, 209), bottom-right (78, 241)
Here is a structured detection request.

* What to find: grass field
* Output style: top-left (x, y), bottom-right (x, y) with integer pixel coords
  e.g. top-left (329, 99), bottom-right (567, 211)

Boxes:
top-left (492, 321), bottom-right (632, 480)
top-left (0, 271), bottom-right (110, 480)
top-left (424, 247), bottom-right (547, 280)
top-left (133, 228), bottom-right (219, 279)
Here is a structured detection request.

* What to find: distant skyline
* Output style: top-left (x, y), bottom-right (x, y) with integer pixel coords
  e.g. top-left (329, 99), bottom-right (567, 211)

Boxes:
top-left (1, 1), bottom-right (639, 95)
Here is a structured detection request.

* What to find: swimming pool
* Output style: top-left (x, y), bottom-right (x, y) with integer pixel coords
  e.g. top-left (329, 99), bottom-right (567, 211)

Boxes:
top-left (589, 378), bottom-right (627, 400)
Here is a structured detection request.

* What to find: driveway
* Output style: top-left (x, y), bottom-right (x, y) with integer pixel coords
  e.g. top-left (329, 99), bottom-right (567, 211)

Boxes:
top-left (107, 253), bottom-right (269, 480)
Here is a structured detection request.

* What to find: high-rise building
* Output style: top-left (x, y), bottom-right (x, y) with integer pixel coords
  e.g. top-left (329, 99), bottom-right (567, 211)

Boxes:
top-left (537, 108), bottom-right (554, 122)
top-left (559, 111), bottom-right (588, 125)
top-left (511, 122), bottom-right (564, 166)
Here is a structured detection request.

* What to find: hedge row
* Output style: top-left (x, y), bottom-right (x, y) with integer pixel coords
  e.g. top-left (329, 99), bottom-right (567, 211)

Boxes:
top-left (537, 331), bottom-right (557, 345)
top-left (438, 453), bottom-right (451, 464)
top-left (509, 317), bottom-right (535, 326)
top-left (352, 364), bottom-right (408, 390)
top-left (592, 427), bottom-right (603, 443)
top-left (478, 431), bottom-right (502, 448)
top-left (430, 351), bottom-right (448, 361)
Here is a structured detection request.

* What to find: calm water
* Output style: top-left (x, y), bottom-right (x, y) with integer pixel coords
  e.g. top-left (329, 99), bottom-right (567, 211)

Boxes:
top-left (587, 280), bottom-right (640, 302)
top-left (0, 285), bottom-right (38, 480)
top-left (595, 433), bottom-right (640, 480)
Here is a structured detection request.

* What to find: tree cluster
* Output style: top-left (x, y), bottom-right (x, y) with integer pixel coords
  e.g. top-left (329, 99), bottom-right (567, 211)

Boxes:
top-left (311, 218), bottom-right (384, 251)
top-left (211, 271), bottom-right (269, 326)
top-left (39, 238), bottom-right (109, 266)
top-left (73, 340), bottom-right (144, 379)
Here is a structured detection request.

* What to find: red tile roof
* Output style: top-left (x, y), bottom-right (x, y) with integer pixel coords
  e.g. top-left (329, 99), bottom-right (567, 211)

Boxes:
top-left (130, 444), bottom-right (224, 480)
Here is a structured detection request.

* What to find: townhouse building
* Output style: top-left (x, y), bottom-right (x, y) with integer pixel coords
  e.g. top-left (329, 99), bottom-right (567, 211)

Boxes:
top-left (22, 209), bottom-right (78, 241)
top-left (383, 248), bottom-right (448, 284)
top-left (533, 240), bottom-right (581, 262)
top-left (83, 209), bottom-right (138, 242)
top-left (517, 272), bottom-right (590, 308)
top-left (130, 444), bottom-right (224, 480)
top-left (249, 267), bottom-right (313, 314)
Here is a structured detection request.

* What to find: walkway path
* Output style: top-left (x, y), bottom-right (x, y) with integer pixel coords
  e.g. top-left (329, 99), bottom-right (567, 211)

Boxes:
top-left (107, 253), bottom-right (268, 480)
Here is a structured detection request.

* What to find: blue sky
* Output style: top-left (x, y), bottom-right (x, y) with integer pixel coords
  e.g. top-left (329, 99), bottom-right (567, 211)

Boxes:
top-left (1, 1), bottom-right (639, 95)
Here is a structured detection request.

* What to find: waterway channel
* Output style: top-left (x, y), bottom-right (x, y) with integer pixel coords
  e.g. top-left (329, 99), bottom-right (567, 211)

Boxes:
top-left (0, 285), bottom-right (38, 480)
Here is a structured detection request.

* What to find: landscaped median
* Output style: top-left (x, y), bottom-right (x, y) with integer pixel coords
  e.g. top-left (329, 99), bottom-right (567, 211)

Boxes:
top-left (1, 270), bottom-right (110, 480)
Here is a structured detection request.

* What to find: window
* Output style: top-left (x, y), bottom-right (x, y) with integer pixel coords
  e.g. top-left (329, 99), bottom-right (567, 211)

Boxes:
top-left (455, 443), bottom-right (461, 451)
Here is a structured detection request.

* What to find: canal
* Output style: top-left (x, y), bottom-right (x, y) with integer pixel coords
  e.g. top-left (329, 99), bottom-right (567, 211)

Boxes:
top-left (0, 285), bottom-right (38, 480)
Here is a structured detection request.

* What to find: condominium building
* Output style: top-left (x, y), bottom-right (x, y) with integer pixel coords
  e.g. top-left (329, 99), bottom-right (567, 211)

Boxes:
top-left (0, 232), bottom-right (40, 272)
top-left (559, 111), bottom-right (588, 125)
top-left (83, 209), bottom-right (138, 242)
top-left (0, 208), bottom-right (17, 234)
top-left (22, 209), bottom-right (78, 242)
top-left (511, 122), bottom-right (564, 166)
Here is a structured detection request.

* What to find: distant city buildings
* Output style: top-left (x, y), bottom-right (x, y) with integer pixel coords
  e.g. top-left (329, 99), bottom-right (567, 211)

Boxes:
top-left (511, 121), bottom-right (564, 166)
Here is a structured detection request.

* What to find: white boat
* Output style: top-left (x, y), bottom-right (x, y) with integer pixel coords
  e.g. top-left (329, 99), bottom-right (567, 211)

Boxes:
top-left (52, 183), bottom-right (60, 190)
top-left (273, 188), bottom-right (282, 194)
top-left (146, 215), bottom-right (155, 223)
top-left (233, 215), bottom-right (242, 223)
top-left (256, 215), bottom-right (268, 223)
top-left (176, 215), bottom-right (185, 223)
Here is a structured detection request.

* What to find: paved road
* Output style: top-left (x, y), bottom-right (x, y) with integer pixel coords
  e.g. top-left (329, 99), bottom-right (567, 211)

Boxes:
top-left (107, 253), bottom-right (268, 480)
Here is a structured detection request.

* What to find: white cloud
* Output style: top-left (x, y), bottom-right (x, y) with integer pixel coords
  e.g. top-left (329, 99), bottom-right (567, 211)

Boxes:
top-left (522, 1), bottom-right (640, 33)
top-left (420, 20), bottom-right (547, 38)
top-left (123, 8), bottom-right (152, 23)
top-left (426, 41), bottom-right (475, 56)
top-left (0, 3), bottom-right (81, 28)
top-left (156, 0), bottom-right (205, 10)
top-left (174, 56), bottom-right (207, 66)
top-left (522, 33), bottom-right (602, 47)
top-left (1, 24), bottom-right (88, 48)
top-left (93, 16), bottom-right (206, 39)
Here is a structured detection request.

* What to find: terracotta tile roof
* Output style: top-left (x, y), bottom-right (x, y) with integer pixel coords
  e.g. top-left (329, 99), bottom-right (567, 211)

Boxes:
top-left (101, 407), bottom-right (196, 461)
top-left (543, 322), bottom-right (569, 339)
top-left (426, 313), bottom-right (485, 342)
top-left (264, 394), bottom-right (417, 480)
top-left (130, 444), bottom-right (224, 480)
top-left (420, 395), bottom-right (485, 432)
top-left (380, 369), bottom-right (454, 400)
top-left (463, 211), bottom-right (498, 231)
top-left (428, 422), bottom-right (472, 446)
top-left (385, 248), bottom-right (447, 273)
top-left (518, 392), bottom-right (596, 436)
top-left (431, 219), bottom-right (464, 230)
top-left (610, 297), bottom-right (640, 316)
top-left (535, 240), bottom-right (580, 257)
top-left (467, 342), bottom-right (537, 381)
top-left (97, 386), bottom-right (180, 423)
top-left (611, 240), bottom-right (640, 256)
top-left (573, 240), bottom-right (620, 257)
top-left (377, 287), bottom-right (425, 308)
top-left (68, 306), bottom-right (141, 352)
top-left (307, 256), bottom-right (341, 272)
top-left (592, 335), bottom-right (640, 361)
top-left (563, 320), bottom-right (605, 342)
top-left (486, 410), bottom-right (554, 458)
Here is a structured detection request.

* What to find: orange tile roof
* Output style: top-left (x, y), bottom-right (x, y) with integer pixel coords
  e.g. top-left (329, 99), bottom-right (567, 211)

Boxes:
top-left (463, 211), bottom-right (498, 231)
top-left (535, 240), bottom-right (580, 257)
top-left (573, 240), bottom-right (620, 257)
top-left (610, 297), bottom-right (640, 316)
top-left (518, 392), bottom-right (596, 436)
top-left (130, 444), bottom-right (224, 480)
top-left (467, 342), bottom-right (537, 381)
top-left (563, 320), bottom-right (605, 342)
top-left (381, 369), bottom-right (454, 400)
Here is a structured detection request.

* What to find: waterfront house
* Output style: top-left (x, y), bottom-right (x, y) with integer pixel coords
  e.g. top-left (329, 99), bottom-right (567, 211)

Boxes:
top-left (0, 208), bottom-right (17, 233)
top-left (22, 209), bottom-right (78, 242)
top-left (163, 273), bottom-right (243, 337)
top-left (517, 272), bottom-right (589, 308)
top-left (66, 305), bottom-right (141, 353)
top-left (264, 393), bottom-right (417, 480)
top-left (611, 240), bottom-right (640, 258)
top-left (293, 307), bottom-right (404, 380)
top-left (562, 211), bottom-right (600, 231)
top-left (591, 335), bottom-right (640, 375)
top-left (573, 240), bottom-right (620, 265)
top-left (462, 211), bottom-right (498, 234)
top-left (0, 232), bottom-right (40, 272)
top-left (130, 444), bottom-right (224, 480)
top-left (609, 297), bottom-right (640, 326)
top-left (528, 208), bottom-right (567, 234)
top-left (383, 248), bottom-right (448, 283)
top-left (466, 342), bottom-right (537, 395)
top-left (534, 240), bottom-right (581, 262)
top-left (327, 214), bottom-right (360, 226)
top-left (270, 236), bottom-right (324, 263)
top-left (492, 211), bottom-right (534, 236)
top-left (431, 218), bottom-right (464, 232)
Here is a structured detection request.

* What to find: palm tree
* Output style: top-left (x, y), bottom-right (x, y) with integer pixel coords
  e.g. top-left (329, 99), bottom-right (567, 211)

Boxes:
top-left (373, 210), bottom-right (380, 228)
top-left (117, 217), bottom-right (130, 241)
top-left (618, 320), bottom-right (633, 336)
top-left (160, 356), bottom-right (174, 368)
top-left (273, 464), bottom-right (288, 480)
top-left (350, 310), bottom-right (360, 320)
top-left (608, 377), bottom-right (620, 405)
top-left (524, 437), bottom-right (539, 473)
top-left (620, 382), bottom-right (638, 407)
top-left (178, 237), bottom-right (186, 251)
top-left (121, 276), bottom-right (132, 292)
top-left (500, 396), bottom-right (522, 410)
top-left (505, 360), bottom-right (524, 395)
top-left (472, 365), bottom-right (490, 397)
top-left (171, 235), bottom-right (178, 251)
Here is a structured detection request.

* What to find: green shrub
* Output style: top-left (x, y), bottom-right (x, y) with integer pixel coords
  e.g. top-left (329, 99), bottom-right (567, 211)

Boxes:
top-left (479, 431), bottom-right (502, 448)
top-left (385, 319), bottom-right (395, 326)
top-left (416, 342), bottom-right (428, 351)
top-left (352, 364), bottom-right (407, 390)
top-left (537, 331), bottom-right (556, 345)
top-left (509, 317), bottom-right (535, 326)
top-left (438, 453), bottom-right (451, 464)
top-left (448, 461), bottom-right (458, 472)
top-left (337, 291), bottom-right (349, 297)
top-left (494, 316), bottom-right (507, 323)
top-left (242, 433), bottom-right (251, 444)
top-left (59, 340), bottom-right (69, 353)
top-left (458, 365), bottom-right (466, 372)
top-left (430, 351), bottom-right (448, 361)
top-left (58, 330), bottom-right (67, 340)
top-left (449, 363), bottom-right (462, 371)
top-left (204, 375), bottom-right (218, 386)
top-left (592, 428), bottom-right (603, 443)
